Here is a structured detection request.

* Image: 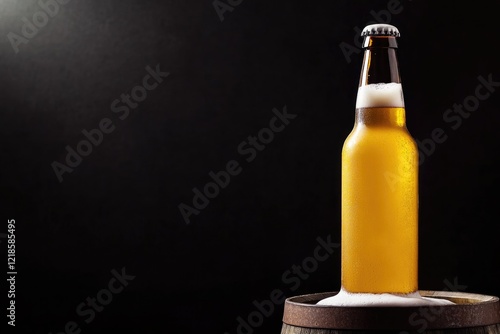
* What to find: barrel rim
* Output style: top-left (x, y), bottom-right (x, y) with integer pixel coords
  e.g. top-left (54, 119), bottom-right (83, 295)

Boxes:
top-left (282, 290), bottom-right (500, 330)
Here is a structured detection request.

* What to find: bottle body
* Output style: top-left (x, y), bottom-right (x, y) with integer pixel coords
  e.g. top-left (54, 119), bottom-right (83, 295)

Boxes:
top-left (341, 105), bottom-right (418, 293)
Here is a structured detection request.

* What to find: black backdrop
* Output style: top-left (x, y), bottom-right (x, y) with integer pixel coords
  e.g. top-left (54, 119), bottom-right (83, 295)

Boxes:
top-left (2, 0), bottom-right (500, 333)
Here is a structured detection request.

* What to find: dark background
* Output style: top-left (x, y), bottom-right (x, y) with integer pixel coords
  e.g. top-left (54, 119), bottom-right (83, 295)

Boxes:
top-left (1, 0), bottom-right (499, 333)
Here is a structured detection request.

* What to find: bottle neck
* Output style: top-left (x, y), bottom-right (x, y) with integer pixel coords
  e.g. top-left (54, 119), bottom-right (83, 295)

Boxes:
top-left (355, 36), bottom-right (405, 128)
top-left (359, 36), bottom-right (401, 86)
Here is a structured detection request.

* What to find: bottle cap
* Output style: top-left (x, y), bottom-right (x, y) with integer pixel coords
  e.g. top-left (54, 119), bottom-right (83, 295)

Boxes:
top-left (361, 24), bottom-right (400, 37)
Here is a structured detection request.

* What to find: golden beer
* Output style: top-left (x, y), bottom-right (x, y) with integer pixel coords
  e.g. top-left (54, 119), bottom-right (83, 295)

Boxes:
top-left (342, 106), bottom-right (418, 293)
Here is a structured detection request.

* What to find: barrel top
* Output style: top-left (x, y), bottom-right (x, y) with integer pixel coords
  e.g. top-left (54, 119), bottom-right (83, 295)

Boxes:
top-left (282, 291), bottom-right (500, 330)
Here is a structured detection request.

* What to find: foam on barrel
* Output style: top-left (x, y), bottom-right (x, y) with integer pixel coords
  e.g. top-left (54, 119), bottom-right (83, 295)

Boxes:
top-left (316, 289), bottom-right (455, 307)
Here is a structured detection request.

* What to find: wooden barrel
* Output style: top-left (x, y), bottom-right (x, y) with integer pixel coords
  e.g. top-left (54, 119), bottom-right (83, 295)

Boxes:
top-left (281, 291), bottom-right (500, 333)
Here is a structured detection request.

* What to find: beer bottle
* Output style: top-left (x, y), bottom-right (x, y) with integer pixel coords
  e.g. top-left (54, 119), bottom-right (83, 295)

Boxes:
top-left (341, 24), bottom-right (418, 293)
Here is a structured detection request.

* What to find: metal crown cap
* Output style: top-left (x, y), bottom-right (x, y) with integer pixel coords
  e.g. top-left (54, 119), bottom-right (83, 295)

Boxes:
top-left (361, 24), bottom-right (400, 37)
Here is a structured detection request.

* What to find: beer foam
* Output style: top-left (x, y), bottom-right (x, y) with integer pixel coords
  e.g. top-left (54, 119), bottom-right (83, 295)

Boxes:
top-left (355, 83), bottom-right (405, 108)
top-left (317, 289), bottom-right (455, 307)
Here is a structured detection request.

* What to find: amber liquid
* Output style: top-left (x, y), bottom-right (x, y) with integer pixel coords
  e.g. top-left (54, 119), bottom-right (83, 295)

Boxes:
top-left (341, 107), bottom-right (418, 293)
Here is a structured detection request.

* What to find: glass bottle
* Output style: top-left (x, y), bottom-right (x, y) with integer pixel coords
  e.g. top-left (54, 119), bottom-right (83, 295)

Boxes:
top-left (341, 24), bottom-right (418, 293)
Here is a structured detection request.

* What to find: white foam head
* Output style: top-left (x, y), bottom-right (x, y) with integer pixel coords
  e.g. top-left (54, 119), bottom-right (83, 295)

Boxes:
top-left (355, 83), bottom-right (405, 108)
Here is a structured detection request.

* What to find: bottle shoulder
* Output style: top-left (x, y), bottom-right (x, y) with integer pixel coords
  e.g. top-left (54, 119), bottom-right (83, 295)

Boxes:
top-left (343, 124), bottom-right (417, 153)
